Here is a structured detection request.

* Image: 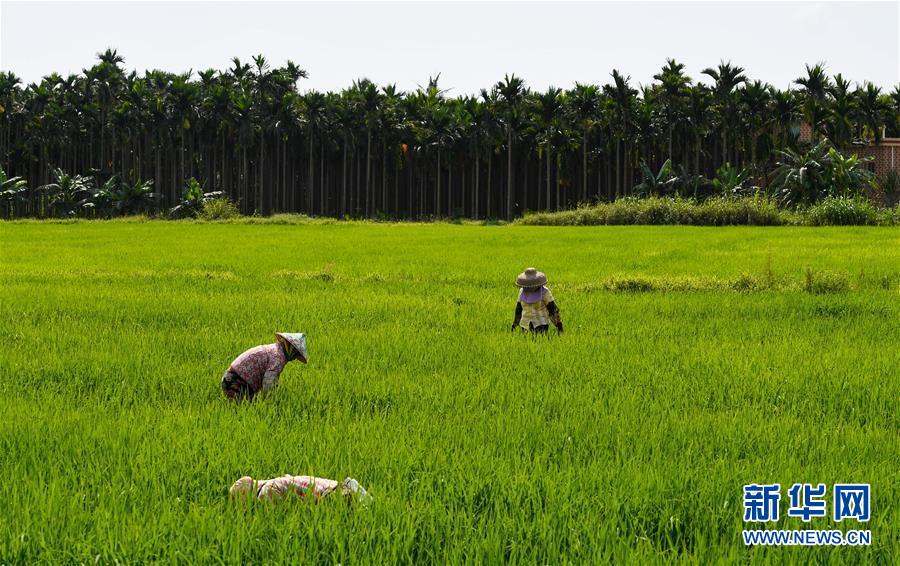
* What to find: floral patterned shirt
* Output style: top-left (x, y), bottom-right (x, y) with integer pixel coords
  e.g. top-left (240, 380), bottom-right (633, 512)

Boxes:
top-left (256, 475), bottom-right (339, 502)
top-left (228, 343), bottom-right (287, 393)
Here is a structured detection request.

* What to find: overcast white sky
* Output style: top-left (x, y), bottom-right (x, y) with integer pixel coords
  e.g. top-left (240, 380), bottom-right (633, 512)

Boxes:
top-left (1, 1), bottom-right (898, 93)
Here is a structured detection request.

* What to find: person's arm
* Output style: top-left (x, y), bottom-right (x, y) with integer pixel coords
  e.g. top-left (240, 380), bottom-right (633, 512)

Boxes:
top-left (511, 302), bottom-right (523, 331)
top-left (547, 301), bottom-right (563, 332)
top-left (259, 344), bottom-right (290, 396)
top-left (260, 369), bottom-right (280, 396)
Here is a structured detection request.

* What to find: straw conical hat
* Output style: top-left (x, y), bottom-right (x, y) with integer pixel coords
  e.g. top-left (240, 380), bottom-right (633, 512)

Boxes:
top-left (230, 476), bottom-right (256, 499)
top-left (516, 267), bottom-right (547, 287)
top-left (275, 332), bottom-right (307, 363)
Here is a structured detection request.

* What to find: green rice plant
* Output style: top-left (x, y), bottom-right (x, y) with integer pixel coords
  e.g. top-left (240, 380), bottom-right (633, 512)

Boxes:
top-left (603, 275), bottom-right (658, 292)
top-left (804, 268), bottom-right (851, 294)
top-left (0, 223), bottom-right (897, 563)
top-left (731, 273), bottom-right (761, 292)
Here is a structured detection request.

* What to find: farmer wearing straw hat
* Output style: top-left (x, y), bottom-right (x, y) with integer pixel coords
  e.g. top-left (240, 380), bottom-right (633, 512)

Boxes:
top-left (511, 268), bottom-right (563, 334)
top-left (221, 333), bottom-right (307, 401)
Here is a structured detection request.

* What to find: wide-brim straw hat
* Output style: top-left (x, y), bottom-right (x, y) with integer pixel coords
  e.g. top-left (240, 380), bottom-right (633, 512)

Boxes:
top-left (516, 267), bottom-right (547, 288)
top-left (230, 476), bottom-right (256, 499)
top-left (276, 332), bottom-right (308, 363)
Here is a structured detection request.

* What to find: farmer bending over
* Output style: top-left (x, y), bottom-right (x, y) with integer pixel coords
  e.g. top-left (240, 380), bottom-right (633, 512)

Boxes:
top-left (221, 332), bottom-right (307, 401)
top-left (230, 474), bottom-right (371, 505)
top-left (511, 267), bottom-right (563, 334)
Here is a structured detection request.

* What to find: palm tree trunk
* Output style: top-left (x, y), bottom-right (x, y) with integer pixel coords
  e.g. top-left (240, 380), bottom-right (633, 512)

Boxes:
top-left (435, 149), bottom-right (441, 217)
top-left (319, 141), bottom-right (325, 215)
top-left (506, 129), bottom-right (513, 220)
top-left (615, 139), bottom-right (621, 199)
top-left (365, 128), bottom-right (372, 217)
top-left (555, 153), bottom-right (561, 210)
top-left (694, 136), bottom-right (701, 177)
top-left (722, 127), bottom-right (728, 168)
top-left (668, 125), bottom-right (673, 161)
top-left (546, 146), bottom-right (551, 210)
top-left (100, 109), bottom-right (107, 175)
top-left (242, 147), bottom-right (248, 212)
top-left (220, 134), bottom-right (226, 194)
top-left (582, 130), bottom-right (588, 202)
top-left (406, 153), bottom-right (413, 218)
top-left (382, 145), bottom-right (387, 213)
top-left (626, 143), bottom-right (633, 195)
top-left (522, 155), bottom-right (528, 211)
top-left (282, 137), bottom-right (288, 211)
top-left (289, 139), bottom-right (296, 211)
top-left (341, 138), bottom-right (347, 218)
top-left (355, 148), bottom-right (361, 214)
top-left (155, 144), bottom-right (162, 210)
top-left (419, 172), bottom-right (425, 218)
top-left (171, 150), bottom-right (178, 208)
top-left (751, 133), bottom-right (758, 166)
top-left (448, 152), bottom-right (453, 215)
top-left (473, 156), bottom-right (480, 219)
top-left (307, 131), bottom-right (314, 213)
top-left (486, 154), bottom-right (492, 218)
top-left (604, 149), bottom-right (611, 201)
top-left (258, 132), bottom-right (265, 214)
top-left (393, 157), bottom-right (399, 217)
top-left (459, 157), bottom-right (465, 217)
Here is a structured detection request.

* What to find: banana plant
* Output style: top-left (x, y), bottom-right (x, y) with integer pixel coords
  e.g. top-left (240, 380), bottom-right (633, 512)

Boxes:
top-left (676, 165), bottom-right (714, 200)
top-left (634, 158), bottom-right (679, 197)
top-left (169, 177), bottom-right (224, 218)
top-left (826, 147), bottom-right (874, 197)
top-left (712, 163), bottom-right (753, 197)
top-left (88, 176), bottom-right (158, 217)
top-left (772, 143), bottom-right (829, 207)
top-left (38, 168), bottom-right (95, 218)
top-left (1, 167), bottom-right (29, 219)
top-left (772, 141), bottom-right (874, 207)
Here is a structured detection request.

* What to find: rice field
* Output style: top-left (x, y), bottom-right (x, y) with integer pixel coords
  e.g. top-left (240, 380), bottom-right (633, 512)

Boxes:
top-left (0, 220), bottom-right (898, 564)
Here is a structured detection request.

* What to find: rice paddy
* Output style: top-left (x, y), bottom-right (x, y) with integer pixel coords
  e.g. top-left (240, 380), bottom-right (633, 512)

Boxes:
top-left (0, 220), bottom-right (897, 563)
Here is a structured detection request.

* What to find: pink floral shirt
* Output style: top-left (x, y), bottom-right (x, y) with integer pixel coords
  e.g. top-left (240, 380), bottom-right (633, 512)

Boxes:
top-left (228, 343), bottom-right (287, 393)
top-left (256, 475), bottom-right (339, 502)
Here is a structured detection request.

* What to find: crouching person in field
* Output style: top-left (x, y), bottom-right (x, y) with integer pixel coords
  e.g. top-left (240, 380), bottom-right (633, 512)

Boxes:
top-left (229, 475), bottom-right (372, 505)
top-left (511, 267), bottom-right (563, 334)
top-left (221, 332), bottom-right (307, 401)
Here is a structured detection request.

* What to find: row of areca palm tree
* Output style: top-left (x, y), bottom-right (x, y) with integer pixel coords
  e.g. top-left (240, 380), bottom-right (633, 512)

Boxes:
top-left (2, 51), bottom-right (899, 219)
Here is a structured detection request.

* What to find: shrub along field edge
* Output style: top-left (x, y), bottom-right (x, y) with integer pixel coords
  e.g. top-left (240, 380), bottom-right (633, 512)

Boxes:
top-left (4, 196), bottom-right (898, 227)
top-left (517, 196), bottom-right (900, 226)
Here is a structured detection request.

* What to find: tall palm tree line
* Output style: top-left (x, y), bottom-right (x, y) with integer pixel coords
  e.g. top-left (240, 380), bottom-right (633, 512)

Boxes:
top-left (2, 51), bottom-right (899, 219)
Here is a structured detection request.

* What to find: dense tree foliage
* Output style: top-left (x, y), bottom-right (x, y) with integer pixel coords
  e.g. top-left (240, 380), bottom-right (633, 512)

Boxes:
top-left (1, 51), bottom-right (898, 219)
